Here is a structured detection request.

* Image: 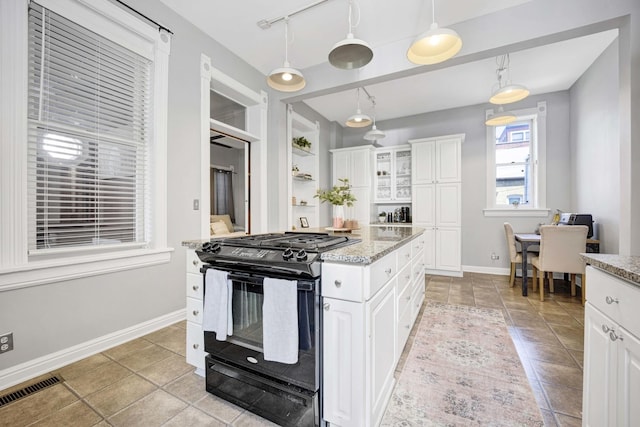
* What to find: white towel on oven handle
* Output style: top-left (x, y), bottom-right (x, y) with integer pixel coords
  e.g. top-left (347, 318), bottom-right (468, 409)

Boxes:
top-left (262, 277), bottom-right (299, 364)
top-left (202, 269), bottom-right (233, 340)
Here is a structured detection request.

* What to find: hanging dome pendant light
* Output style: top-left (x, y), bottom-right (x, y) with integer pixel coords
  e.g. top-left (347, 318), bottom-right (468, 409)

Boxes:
top-left (267, 17), bottom-right (306, 92)
top-left (485, 106), bottom-right (517, 126)
top-left (407, 0), bottom-right (462, 65)
top-left (346, 88), bottom-right (372, 127)
top-left (329, 0), bottom-right (373, 70)
top-left (489, 54), bottom-right (529, 104)
top-left (364, 95), bottom-right (385, 140)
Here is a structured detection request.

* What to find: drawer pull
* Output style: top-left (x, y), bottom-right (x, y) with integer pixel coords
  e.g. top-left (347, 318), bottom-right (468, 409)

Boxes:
top-left (405, 274), bottom-right (411, 281)
top-left (192, 343), bottom-right (199, 350)
top-left (405, 324), bottom-right (410, 329)
top-left (192, 310), bottom-right (199, 316)
top-left (192, 259), bottom-right (199, 266)
top-left (192, 285), bottom-right (199, 291)
top-left (385, 268), bottom-right (392, 275)
top-left (609, 331), bottom-right (624, 342)
top-left (602, 324), bottom-right (612, 333)
top-left (406, 296), bottom-right (411, 301)
top-left (334, 280), bottom-right (342, 288)
top-left (605, 296), bottom-right (619, 305)
top-left (323, 303), bottom-right (331, 311)
top-left (405, 253), bottom-right (411, 259)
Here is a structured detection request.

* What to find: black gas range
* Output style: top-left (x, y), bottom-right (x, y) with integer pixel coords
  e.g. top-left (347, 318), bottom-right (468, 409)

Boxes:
top-left (196, 232), bottom-right (359, 278)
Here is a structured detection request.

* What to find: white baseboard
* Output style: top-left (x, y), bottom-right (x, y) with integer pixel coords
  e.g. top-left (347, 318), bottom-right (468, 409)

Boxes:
top-left (0, 309), bottom-right (186, 392)
top-left (463, 265), bottom-right (510, 276)
top-left (424, 269), bottom-right (463, 278)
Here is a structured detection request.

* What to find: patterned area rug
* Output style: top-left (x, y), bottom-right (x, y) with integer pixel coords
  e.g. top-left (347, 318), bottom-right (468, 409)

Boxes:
top-left (381, 302), bottom-right (544, 426)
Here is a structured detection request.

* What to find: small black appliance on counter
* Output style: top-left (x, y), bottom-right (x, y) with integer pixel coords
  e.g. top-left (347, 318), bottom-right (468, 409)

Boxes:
top-left (558, 213), bottom-right (594, 238)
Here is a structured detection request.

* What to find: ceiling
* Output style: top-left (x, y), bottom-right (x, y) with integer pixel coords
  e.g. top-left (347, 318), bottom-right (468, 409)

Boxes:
top-left (158, 0), bottom-right (618, 126)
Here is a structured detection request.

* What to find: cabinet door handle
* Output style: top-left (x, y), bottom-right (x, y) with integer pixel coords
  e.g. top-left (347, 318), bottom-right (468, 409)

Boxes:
top-left (406, 296), bottom-right (411, 301)
top-left (385, 268), bottom-right (392, 275)
top-left (609, 331), bottom-right (624, 342)
top-left (192, 260), bottom-right (199, 266)
top-left (334, 280), bottom-right (342, 288)
top-left (602, 324), bottom-right (612, 333)
top-left (605, 296), bottom-right (619, 305)
top-left (192, 343), bottom-right (199, 350)
top-left (192, 310), bottom-right (199, 316)
top-left (192, 285), bottom-right (199, 291)
top-left (405, 324), bottom-right (410, 329)
top-left (323, 303), bottom-right (330, 311)
top-left (405, 274), bottom-right (411, 281)
top-left (405, 253), bottom-right (411, 260)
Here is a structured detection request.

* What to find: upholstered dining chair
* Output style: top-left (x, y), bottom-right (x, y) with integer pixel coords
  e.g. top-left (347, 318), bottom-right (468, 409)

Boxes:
top-left (530, 225), bottom-right (588, 303)
top-left (504, 222), bottom-right (526, 287)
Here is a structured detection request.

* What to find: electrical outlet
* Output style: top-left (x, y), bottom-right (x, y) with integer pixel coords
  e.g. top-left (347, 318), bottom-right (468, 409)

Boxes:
top-left (0, 332), bottom-right (13, 354)
top-left (193, 199), bottom-right (200, 210)
top-left (490, 252), bottom-right (499, 260)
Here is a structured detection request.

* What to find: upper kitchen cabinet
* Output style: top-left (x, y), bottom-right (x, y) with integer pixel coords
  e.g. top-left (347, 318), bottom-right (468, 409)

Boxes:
top-left (287, 105), bottom-right (319, 230)
top-left (331, 145), bottom-right (375, 225)
top-left (411, 136), bottom-right (462, 184)
top-left (374, 146), bottom-right (412, 203)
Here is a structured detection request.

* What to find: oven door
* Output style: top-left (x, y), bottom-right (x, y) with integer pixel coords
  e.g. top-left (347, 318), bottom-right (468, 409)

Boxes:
top-left (202, 266), bottom-right (320, 393)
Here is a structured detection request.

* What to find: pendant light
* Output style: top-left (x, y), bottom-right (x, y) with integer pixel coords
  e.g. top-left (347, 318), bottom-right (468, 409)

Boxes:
top-left (346, 88), bottom-right (372, 127)
top-left (407, 0), bottom-right (462, 65)
top-left (267, 17), bottom-right (306, 92)
top-left (363, 94), bottom-right (385, 140)
top-left (329, 0), bottom-right (373, 70)
top-left (489, 54), bottom-right (529, 104)
top-left (485, 106), bottom-right (517, 126)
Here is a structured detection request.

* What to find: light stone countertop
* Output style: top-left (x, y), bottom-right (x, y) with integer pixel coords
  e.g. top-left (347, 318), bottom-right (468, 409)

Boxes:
top-left (181, 225), bottom-right (425, 265)
top-left (581, 254), bottom-right (640, 287)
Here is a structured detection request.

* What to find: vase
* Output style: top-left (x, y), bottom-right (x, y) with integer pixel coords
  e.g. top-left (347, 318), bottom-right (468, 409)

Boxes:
top-left (332, 205), bottom-right (345, 229)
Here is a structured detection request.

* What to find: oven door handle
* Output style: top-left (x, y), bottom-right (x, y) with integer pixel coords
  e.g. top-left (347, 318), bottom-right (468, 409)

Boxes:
top-left (225, 272), bottom-right (315, 291)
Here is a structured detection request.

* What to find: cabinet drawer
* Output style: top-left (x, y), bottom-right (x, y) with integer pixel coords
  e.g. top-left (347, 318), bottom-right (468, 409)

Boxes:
top-left (587, 266), bottom-right (640, 338)
top-left (322, 263), bottom-right (364, 302)
top-left (370, 252), bottom-right (397, 298)
top-left (186, 249), bottom-right (204, 274)
top-left (187, 273), bottom-right (204, 300)
top-left (397, 279), bottom-right (412, 319)
top-left (411, 236), bottom-right (425, 258)
top-left (186, 321), bottom-right (205, 372)
top-left (186, 297), bottom-right (203, 324)
top-left (411, 282), bottom-right (425, 322)
top-left (412, 255), bottom-right (425, 283)
top-left (397, 243), bottom-right (412, 268)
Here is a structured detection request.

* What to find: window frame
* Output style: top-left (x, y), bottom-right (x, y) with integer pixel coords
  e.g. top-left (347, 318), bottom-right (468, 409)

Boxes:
top-left (483, 101), bottom-right (550, 217)
top-left (0, 0), bottom-right (172, 291)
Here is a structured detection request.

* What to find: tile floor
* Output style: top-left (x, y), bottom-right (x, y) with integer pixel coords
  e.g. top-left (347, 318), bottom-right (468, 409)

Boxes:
top-left (0, 272), bottom-right (583, 426)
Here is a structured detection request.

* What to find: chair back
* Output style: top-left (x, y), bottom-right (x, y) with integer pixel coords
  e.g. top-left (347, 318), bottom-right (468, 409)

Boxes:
top-left (538, 225), bottom-right (588, 274)
top-left (504, 222), bottom-right (519, 262)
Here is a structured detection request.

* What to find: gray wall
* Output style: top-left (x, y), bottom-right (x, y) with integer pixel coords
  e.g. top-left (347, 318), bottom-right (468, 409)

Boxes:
top-left (0, 0), bottom-right (266, 371)
top-left (570, 41), bottom-right (620, 254)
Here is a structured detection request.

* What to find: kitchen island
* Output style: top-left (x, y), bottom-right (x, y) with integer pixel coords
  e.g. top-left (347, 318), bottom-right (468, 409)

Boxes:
top-left (580, 254), bottom-right (640, 427)
top-left (182, 225), bottom-right (426, 426)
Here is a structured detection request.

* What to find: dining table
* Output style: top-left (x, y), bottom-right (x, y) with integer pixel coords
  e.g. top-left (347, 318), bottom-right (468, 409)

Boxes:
top-left (514, 232), bottom-right (600, 297)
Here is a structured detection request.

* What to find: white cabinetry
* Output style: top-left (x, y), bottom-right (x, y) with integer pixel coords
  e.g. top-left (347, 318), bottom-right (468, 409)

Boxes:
top-left (330, 146), bottom-right (374, 225)
top-left (322, 232), bottom-right (425, 427)
top-left (583, 265), bottom-right (640, 427)
top-left (185, 248), bottom-right (206, 376)
top-left (409, 134), bottom-right (464, 276)
top-left (373, 146), bottom-right (412, 203)
top-left (287, 106), bottom-right (319, 230)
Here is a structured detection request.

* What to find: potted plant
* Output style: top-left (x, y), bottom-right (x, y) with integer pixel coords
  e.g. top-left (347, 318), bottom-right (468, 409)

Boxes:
top-left (378, 211), bottom-right (387, 223)
top-left (315, 178), bottom-right (356, 228)
top-left (292, 136), bottom-right (312, 152)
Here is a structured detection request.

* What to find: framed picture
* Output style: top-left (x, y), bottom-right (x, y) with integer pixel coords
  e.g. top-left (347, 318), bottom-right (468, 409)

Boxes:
top-left (299, 217), bottom-right (309, 228)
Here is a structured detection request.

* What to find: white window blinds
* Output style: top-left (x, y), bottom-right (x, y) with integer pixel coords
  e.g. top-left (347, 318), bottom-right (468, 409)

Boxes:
top-left (27, 2), bottom-right (151, 252)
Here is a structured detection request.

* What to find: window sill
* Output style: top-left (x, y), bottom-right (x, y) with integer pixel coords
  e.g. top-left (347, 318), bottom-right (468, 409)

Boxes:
top-left (0, 247), bottom-right (174, 292)
top-left (483, 208), bottom-right (550, 218)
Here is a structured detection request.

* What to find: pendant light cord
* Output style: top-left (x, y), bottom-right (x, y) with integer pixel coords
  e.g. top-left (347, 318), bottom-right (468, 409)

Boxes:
top-left (431, 0), bottom-right (436, 25)
top-left (347, 0), bottom-right (362, 34)
top-left (284, 17), bottom-right (290, 64)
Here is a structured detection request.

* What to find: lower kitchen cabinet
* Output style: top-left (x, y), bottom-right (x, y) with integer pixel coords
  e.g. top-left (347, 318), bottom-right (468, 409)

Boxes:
top-left (582, 265), bottom-right (640, 427)
top-left (185, 248), bottom-right (206, 376)
top-left (322, 233), bottom-right (425, 427)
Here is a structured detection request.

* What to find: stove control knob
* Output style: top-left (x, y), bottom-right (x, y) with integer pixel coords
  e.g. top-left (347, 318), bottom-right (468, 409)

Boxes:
top-left (296, 249), bottom-right (308, 261)
top-left (202, 242), bottom-right (221, 253)
top-left (282, 248), bottom-right (294, 260)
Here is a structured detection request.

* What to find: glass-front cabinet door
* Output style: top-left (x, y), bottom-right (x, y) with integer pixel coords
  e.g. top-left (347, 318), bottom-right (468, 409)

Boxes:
top-left (374, 147), bottom-right (411, 203)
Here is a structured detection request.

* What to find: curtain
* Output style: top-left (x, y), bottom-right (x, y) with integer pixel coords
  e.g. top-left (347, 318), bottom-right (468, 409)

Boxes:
top-left (212, 168), bottom-right (235, 224)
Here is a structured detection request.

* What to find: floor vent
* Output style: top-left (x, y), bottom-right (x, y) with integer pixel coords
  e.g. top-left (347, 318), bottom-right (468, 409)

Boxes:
top-left (0, 375), bottom-right (63, 408)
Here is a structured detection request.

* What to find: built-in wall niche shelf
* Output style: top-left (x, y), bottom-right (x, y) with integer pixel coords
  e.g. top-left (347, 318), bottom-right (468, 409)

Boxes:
top-left (209, 118), bottom-right (259, 143)
top-left (287, 105), bottom-right (320, 230)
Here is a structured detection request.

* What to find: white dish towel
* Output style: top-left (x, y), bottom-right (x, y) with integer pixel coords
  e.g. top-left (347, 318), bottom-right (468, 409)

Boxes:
top-left (263, 277), bottom-right (299, 364)
top-left (202, 269), bottom-right (233, 341)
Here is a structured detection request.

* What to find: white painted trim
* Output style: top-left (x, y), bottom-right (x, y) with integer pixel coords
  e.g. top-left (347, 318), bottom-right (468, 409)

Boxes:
top-left (0, 309), bottom-right (185, 391)
top-left (0, 248), bottom-right (173, 291)
top-left (200, 54), bottom-right (213, 239)
top-left (462, 265), bottom-right (510, 276)
top-left (483, 208), bottom-right (551, 217)
top-left (424, 269), bottom-right (463, 278)
top-left (407, 133), bottom-right (466, 145)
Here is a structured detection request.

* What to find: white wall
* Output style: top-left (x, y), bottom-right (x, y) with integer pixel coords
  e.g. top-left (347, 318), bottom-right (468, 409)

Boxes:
top-left (570, 41), bottom-right (620, 254)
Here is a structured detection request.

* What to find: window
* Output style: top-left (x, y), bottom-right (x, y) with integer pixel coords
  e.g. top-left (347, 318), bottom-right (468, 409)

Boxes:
top-left (28, 3), bottom-right (150, 252)
top-left (0, 0), bottom-right (171, 289)
top-left (484, 102), bottom-right (548, 216)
